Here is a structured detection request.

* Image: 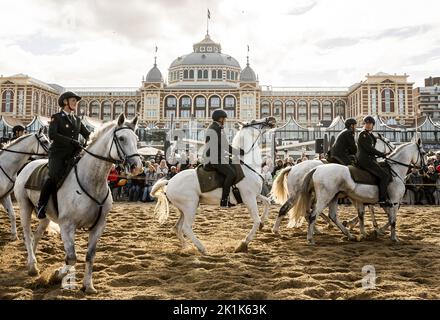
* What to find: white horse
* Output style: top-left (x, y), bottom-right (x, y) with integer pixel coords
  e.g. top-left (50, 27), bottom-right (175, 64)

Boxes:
top-left (14, 114), bottom-right (143, 294)
top-left (0, 129), bottom-right (50, 240)
top-left (271, 133), bottom-right (395, 234)
top-left (288, 138), bottom-right (426, 244)
top-left (151, 117), bottom-right (276, 254)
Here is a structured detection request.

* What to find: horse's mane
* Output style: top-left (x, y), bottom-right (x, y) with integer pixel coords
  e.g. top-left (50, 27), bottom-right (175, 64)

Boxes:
top-left (388, 141), bottom-right (413, 157)
top-left (1, 133), bottom-right (32, 149)
top-left (86, 121), bottom-right (118, 148)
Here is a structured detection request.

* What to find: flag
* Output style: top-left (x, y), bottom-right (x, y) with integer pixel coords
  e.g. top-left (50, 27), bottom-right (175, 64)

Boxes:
top-left (155, 46), bottom-right (158, 53)
top-left (207, 9), bottom-right (211, 19)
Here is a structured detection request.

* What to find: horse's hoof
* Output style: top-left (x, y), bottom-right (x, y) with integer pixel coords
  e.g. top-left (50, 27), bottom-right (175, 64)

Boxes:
top-left (307, 239), bottom-right (315, 245)
top-left (272, 229), bottom-right (280, 236)
top-left (234, 242), bottom-right (248, 253)
top-left (28, 265), bottom-right (39, 277)
top-left (347, 234), bottom-right (357, 241)
top-left (81, 285), bottom-right (97, 294)
top-left (391, 236), bottom-right (400, 243)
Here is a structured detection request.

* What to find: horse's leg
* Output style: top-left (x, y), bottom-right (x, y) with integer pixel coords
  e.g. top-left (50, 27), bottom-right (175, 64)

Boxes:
top-left (20, 200), bottom-right (39, 276)
top-left (388, 206), bottom-right (399, 242)
top-left (181, 205), bottom-right (207, 255)
top-left (235, 198), bottom-right (260, 253)
top-left (32, 218), bottom-right (50, 253)
top-left (57, 224), bottom-right (77, 287)
top-left (356, 204), bottom-right (366, 240)
top-left (328, 197), bottom-right (356, 241)
top-left (1, 195), bottom-right (17, 241)
top-left (82, 219), bottom-right (106, 294)
top-left (368, 205), bottom-right (379, 229)
top-left (273, 196), bottom-right (295, 234)
top-left (257, 194), bottom-right (271, 231)
top-left (174, 210), bottom-right (186, 249)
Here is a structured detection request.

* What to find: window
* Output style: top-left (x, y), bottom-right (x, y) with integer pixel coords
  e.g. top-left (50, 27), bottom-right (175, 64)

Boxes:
top-left (225, 110), bottom-right (235, 118)
top-left (273, 100), bottom-right (282, 119)
top-left (180, 96), bottom-right (191, 108)
top-left (114, 101), bottom-right (124, 117)
top-left (91, 101), bottom-right (100, 118)
top-left (4, 91), bottom-right (13, 112)
top-left (227, 70), bottom-right (230, 80)
top-left (382, 89), bottom-right (395, 113)
top-left (203, 70), bottom-right (208, 79)
top-left (195, 96), bottom-right (206, 108)
top-left (183, 70), bottom-right (189, 79)
top-left (33, 92), bottom-right (39, 114)
top-left (127, 101), bottom-right (136, 118)
top-left (224, 96), bottom-right (235, 108)
top-left (102, 101), bottom-right (112, 120)
top-left (166, 96), bottom-right (177, 108)
top-left (298, 100), bottom-right (307, 122)
top-left (146, 96), bottom-right (157, 106)
top-left (371, 89), bottom-right (377, 115)
top-left (261, 101), bottom-right (270, 117)
top-left (322, 101), bottom-right (332, 121)
top-left (195, 110), bottom-right (205, 118)
top-left (18, 90), bottom-right (24, 114)
top-left (189, 70), bottom-right (194, 79)
top-left (286, 101), bottom-right (295, 118)
top-left (211, 70), bottom-right (217, 79)
top-left (399, 89), bottom-right (405, 115)
top-left (146, 110), bottom-right (157, 117)
top-left (166, 110), bottom-right (176, 119)
top-left (217, 69), bottom-right (223, 79)
top-left (209, 96), bottom-right (221, 108)
top-left (198, 70), bottom-right (203, 79)
top-left (310, 101), bottom-right (319, 122)
top-left (335, 100), bottom-right (345, 117)
top-left (207, 46), bottom-right (212, 52)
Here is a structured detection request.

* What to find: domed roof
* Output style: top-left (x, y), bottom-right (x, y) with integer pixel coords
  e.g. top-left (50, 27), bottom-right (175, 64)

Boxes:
top-left (146, 64), bottom-right (162, 82)
top-left (170, 34), bottom-right (241, 69)
top-left (240, 64), bottom-right (256, 82)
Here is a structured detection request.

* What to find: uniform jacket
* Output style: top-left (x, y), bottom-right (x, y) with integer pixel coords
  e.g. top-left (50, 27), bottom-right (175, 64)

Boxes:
top-left (203, 121), bottom-right (239, 165)
top-left (356, 130), bottom-right (386, 164)
top-left (328, 128), bottom-right (357, 165)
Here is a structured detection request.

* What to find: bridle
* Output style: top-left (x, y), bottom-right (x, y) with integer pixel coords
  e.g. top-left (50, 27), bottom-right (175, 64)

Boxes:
top-left (241, 117), bottom-right (276, 155)
top-left (385, 142), bottom-right (426, 170)
top-left (0, 132), bottom-right (50, 199)
top-left (80, 126), bottom-right (141, 167)
top-left (374, 133), bottom-right (395, 154)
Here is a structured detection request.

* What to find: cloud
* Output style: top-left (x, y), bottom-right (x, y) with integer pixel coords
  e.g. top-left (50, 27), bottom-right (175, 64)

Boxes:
top-left (315, 37), bottom-right (360, 50)
top-left (287, 1), bottom-right (317, 15)
top-left (374, 25), bottom-right (434, 40)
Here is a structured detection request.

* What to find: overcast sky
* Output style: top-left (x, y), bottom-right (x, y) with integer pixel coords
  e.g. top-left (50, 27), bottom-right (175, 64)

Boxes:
top-left (1, 0), bottom-right (439, 88)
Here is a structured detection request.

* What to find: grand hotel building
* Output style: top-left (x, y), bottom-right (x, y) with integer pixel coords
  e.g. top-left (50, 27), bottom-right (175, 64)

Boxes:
top-left (1, 32), bottom-right (437, 149)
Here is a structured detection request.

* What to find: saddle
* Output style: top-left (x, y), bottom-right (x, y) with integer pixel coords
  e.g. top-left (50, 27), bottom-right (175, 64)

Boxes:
top-left (197, 164), bottom-right (245, 194)
top-left (348, 162), bottom-right (391, 185)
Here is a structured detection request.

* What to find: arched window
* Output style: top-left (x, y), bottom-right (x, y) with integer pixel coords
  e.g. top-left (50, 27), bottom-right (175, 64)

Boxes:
top-left (166, 96), bottom-right (177, 108)
top-left (211, 70), bottom-right (217, 79)
top-left (203, 70), bottom-right (208, 79)
top-left (179, 96), bottom-right (192, 118)
top-left (381, 89), bottom-right (395, 113)
top-left (127, 101), bottom-right (136, 118)
top-left (310, 101), bottom-right (319, 123)
top-left (102, 101), bottom-right (112, 120)
top-left (322, 101), bottom-right (333, 121)
top-left (261, 101), bottom-right (270, 117)
top-left (209, 96), bottom-right (221, 109)
top-left (114, 101), bottom-right (124, 118)
top-left (217, 69), bottom-right (223, 79)
top-left (224, 95), bottom-right (236, 118)
top-left (2, 90), bottom-right (13, 113)
top-left (273, 100), bottom-right (283, 120)
top-left (335, 100), bottom-right (345, 117)
top-left (41, 95), bottom-right (46, 116)
top-left (78, 100), bottom-right (87, 117)
top-left (183, 70), bottom-right (189, 79)
top-left (298, 100), bottom-right (307, 122)
top-left (198, 70), bottom-right (203, 79)
top-left (285, 100), bottom-right (295, 119)
top-left (195, 96), bottom-right (206, 118)
top-left (33, 92), bottom-right (39, 114)
top-left (90, 101), bottom-right (100, 118)
top-left (189, 70), bottom-right (194, 79)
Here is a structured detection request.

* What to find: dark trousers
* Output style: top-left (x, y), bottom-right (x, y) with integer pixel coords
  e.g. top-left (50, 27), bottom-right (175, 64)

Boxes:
top-left (38, 155), bottom-right (69, 207)
top-left (424, 187), bottom-right (435, 204)
top-left (208, 163), bottom-right (236, 201)
top-left (358, 159), bottom-right (391, 201)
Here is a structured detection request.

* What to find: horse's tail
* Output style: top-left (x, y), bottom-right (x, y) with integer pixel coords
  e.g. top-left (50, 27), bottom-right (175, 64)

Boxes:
top-left (287, 168), bottom-right (316, 228)
top-left (271, 166), bottom-right (292, 204)
top-left (151, 179), bottom-right (170, 224)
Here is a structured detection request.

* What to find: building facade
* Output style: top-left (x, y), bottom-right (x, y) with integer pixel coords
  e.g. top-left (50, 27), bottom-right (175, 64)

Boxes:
top-left (413, 77), bottom-right (440, 122)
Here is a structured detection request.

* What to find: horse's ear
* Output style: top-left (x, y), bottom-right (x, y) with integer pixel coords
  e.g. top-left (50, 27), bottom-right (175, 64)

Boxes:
top-left (417, 137), bottom-right (422, 146)
top-left (117, 113), bottom-right (125, 127)
top-left (38, 127), bottom-right (43, 135)
top-left (131, 115), bottom-right (139, 128)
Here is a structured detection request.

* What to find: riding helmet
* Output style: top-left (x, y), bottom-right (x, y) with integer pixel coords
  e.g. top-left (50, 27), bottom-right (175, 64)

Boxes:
top-left (58, 91), bottom-right (82, 108)
top-left (212, 109), bottom-right (228, 122)
top-left (363, 115), bottom-right (376, 125)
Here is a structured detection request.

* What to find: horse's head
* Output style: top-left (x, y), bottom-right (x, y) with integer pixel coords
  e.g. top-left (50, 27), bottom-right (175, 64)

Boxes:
top-left (111, 113), bottom-right (143, 175)
top-left (411, 136), bottom-right (427, 170)
top-left (373, 132), bottom-right (395, 154)
top-left (238, 116), bottom-right (277, 136)
top-left (33, 127), bottom-right (51, 156)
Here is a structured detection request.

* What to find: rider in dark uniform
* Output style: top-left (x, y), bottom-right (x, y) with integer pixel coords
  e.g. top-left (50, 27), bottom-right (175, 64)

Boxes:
top-left (203, 109), bottom-right (244, 208)
top-left (11, 125), bottom-right (26, 141)
top-left (36, 91), bottom-right (90, 219)
top-left (356, 115), bottom-right (392, 207)
top-left (327, 118), bottom-right (358, 165)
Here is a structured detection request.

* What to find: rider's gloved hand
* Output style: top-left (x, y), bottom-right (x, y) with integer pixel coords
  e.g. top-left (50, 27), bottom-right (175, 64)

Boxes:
top-left (71, 140), bottom-right (82, 149)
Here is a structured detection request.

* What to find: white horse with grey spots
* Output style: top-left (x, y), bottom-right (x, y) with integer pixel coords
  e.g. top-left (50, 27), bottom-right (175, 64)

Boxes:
top-left (151, 117), bottom-right (276, 254)
top-left (14, 114), bottom-right (143, 294)
top-left (271, 133), bottom-right (395, 234)
top-left (288, 137), bottom-right (426, 244)
top-left (0, 129), bottom-right (50, 240)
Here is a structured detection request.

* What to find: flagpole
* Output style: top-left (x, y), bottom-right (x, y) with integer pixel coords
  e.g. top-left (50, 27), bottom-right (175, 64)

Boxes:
top-left (207, 9), bottom-right (209, 35)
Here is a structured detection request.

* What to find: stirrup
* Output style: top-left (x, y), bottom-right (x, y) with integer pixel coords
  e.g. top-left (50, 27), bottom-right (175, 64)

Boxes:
top-left (36, 204), bottom-right (47, 219)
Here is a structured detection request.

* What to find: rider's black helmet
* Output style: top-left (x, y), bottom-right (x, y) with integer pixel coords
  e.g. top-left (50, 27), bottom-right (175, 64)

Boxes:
top-left (58, 91), bottom-right (82, 108)
top-left (212, 109), bottom-right (228, 122)
top-left (12, 125), bottom-right (25, 135)
top-left (363, 115), bottom-right (376, 125)
top-left (344, 118), bottom-right (357, 129)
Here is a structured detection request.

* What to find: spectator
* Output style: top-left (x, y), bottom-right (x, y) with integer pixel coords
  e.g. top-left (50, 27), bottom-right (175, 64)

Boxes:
top-left (296, 158), bottom-right (302, 165)
top-left (261, 165), bottom-right (273, 196)
top-left (108, 164), bottom-right (119, 200)
top-left (434, 151), bottom-right (440, 168)
top-left (156, 159), bottom-right (169, 179)
top-left (406, 167), bottom-right (425, 205)
top-left (167, 166), bottom-right (177, 179)
top-left (423, 165), bottom-right (439, 205)
top-left (272, 159), bottom-right (284, 177)
top-left (142, 165), bottom-right (158, 202)
top-left (154, 150), bottom-right (164, 164)
top-left (128, 167), bottom-right (145, 202)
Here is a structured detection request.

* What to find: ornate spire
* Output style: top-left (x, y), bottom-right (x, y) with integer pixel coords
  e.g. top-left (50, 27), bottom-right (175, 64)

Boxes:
top-left (247, 45), bottom-right (250, 66)
top-left (154, 45), bottom-right (158, 67)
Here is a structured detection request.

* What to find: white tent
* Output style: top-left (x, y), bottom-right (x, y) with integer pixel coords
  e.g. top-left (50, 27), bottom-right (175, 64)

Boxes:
top-left (138, 146), bottom-right (162, 156)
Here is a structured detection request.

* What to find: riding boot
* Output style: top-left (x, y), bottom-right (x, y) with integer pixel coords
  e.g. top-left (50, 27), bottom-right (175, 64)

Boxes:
top-left (378, 180), bottom-right (392, 208)
top-left (36, 179), bottom-right (54, 219)
top-left (220, 186), bottom-right (235, 208)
